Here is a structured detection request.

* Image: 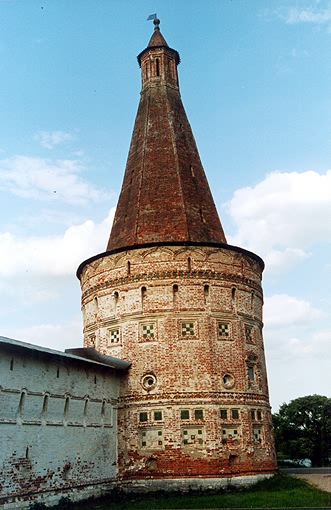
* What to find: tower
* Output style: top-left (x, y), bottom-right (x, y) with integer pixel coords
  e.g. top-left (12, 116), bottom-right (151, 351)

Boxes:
top-left (77, 19), bottom-right (277, 489)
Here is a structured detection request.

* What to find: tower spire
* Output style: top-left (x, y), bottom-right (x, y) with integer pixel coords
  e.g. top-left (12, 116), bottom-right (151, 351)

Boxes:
top-left (107, 21), bottom-right (226, 252)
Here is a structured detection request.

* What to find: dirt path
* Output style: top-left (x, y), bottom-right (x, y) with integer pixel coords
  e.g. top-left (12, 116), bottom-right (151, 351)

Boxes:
top-left (292, 473), bottom-right (331, 493)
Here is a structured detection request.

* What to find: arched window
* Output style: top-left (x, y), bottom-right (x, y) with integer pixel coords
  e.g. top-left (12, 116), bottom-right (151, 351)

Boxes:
top-left (42, 394), bottom-right (49, 423)
top-left (187, 257), bottom-right (192, 272)
top-left (18, 391), bottom-right (26, 417)
top-left (156, 58), bottom-right (160, 76)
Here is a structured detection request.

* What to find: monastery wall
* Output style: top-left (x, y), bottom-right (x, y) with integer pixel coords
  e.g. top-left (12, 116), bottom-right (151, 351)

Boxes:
top-left (0, 338), bottom-right (120, 509)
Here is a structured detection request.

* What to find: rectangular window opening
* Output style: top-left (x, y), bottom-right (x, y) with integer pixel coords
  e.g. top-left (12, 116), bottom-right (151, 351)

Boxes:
top-left (231, 409), bottom-right (239, 420)
top-left (194, 409), bottom-right (203, 420)
top-left (139, 412), bottom-right (148, 422)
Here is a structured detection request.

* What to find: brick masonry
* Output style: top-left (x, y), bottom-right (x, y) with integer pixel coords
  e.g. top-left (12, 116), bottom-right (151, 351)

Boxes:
top-left (80, 243), bottom-right (277, 484)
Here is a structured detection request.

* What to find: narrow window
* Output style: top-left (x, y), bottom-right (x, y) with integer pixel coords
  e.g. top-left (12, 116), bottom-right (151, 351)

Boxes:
top-left (231, 287), bottom-right (236, 306)
top-left (56, 367), bottom-right (60, 378)
top-left (251, 292), bottom-right (254, 311)
top-left (101, 400), bottom-right (106, 418)
top-left (93, 296), bottom-right (98, 311)
top-left (248, 365), bottom-right (255, 381)
top-left (114, 291), bottom-right (119, 313)
top-left (141, 286), bottom-right (147, 309)
top-left (25, 447), bottom-right (29, 459)
top-left (257, 410), bottom-right (262, 420)
top-left (10, 359), bottom-right (14, 371)
top-left (94, 375), bottom-right (97, 384)
top-left (251, 409), bottom-right (256, 420)
top-left (18, 391), bottom-right (26, 417)
top-left (156, 58), bottom-right (160, 76)
top-left (83, 398), bottom-right (88, 417)
top-left (64, 396), bottom-right (70, 420)
top-left (187, 257), bottom-right (191, 272)
top-left (204, 284), bottom-right (209, 304)
top-left (127, 261), bottom-right (131, 274)
top-left (42, 394), bottom-right (49, 419)
top-left (173, 284), bottom-right (178, 306)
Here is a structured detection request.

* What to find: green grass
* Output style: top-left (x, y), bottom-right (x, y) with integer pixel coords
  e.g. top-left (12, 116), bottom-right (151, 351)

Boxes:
top-left (73, 474), bottom-right (331, 509)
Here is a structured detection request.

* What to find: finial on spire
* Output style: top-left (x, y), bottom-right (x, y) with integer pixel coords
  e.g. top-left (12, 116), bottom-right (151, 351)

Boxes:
top-left (153, 17), bottom-right (160, 29)
top-left (147, 13), bottom-right (160, 29)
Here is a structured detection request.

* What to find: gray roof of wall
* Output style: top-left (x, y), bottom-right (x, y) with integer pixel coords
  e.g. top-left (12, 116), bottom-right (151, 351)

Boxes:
top-left (0, 336), bottom-right (131, 372)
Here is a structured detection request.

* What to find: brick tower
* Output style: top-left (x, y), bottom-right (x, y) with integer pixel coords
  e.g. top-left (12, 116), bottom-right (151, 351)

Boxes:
top-left (77, 19), bottom-right (277, 490)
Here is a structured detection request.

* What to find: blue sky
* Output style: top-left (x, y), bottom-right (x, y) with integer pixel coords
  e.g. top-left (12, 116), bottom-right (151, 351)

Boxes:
top-left (0, 0), bottom-right (329, 411)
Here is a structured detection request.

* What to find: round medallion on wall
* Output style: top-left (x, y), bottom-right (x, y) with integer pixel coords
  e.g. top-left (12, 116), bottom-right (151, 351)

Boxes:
top-left (141, 373), bottom-right (157, 391)
top-left (222, 373), bottom-right (235, 389)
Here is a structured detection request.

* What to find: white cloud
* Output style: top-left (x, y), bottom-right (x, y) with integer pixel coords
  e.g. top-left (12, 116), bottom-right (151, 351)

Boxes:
top-left (226, 170), bottom-right (331, 270)
top-left (3, 318), bottom-right (83, 352)
top-left (263, 3), bottom-right (331, 25)
top-left (34, 130), bottom-right (75, 149)
top-left (264, 247), bottom-right (310, 271)
top-left (0, 155), bottom-right (110, 204)
top-left (263, 293), bottom-right (329, 369)
top-left (264, 293), bottom-right (325, 327)
top-left (0, 208), bottom-right (115, 277)
top-left (284, 4), bottom-right (331, 24)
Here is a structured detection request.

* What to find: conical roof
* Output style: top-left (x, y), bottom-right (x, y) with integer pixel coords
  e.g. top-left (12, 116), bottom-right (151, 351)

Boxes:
top-left (147, 18), bottom-right (169, 47)
top-left (107, 21), bottom-right (226, 252)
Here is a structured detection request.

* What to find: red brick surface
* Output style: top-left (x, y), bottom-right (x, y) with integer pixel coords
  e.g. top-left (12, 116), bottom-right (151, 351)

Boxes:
top-left (80, 244), bottom-right (277, 480)
top-left (107, 27), bottom-right (226, 252)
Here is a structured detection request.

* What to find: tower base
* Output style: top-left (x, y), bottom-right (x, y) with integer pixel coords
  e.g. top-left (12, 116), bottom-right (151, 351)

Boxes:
top-left (117, 473), bottom-right (275, 493)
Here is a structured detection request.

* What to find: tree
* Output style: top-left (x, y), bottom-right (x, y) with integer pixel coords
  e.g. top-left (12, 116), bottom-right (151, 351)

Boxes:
top-left (272, 394), bottom-right (331, 467)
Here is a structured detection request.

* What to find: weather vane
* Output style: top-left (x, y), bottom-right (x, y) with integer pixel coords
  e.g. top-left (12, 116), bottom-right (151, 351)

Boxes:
top-left (147, 13), bottom-right (157, 21)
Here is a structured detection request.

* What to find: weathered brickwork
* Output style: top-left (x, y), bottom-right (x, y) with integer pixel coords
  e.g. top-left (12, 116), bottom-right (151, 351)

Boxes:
top-left (0, 338), bottom-right (122, 509)
top-left (79, 244), bottom-right (277, 483)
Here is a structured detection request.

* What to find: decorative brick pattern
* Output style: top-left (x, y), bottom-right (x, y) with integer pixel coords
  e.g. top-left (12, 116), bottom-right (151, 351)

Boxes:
top-left (181, 426), bottom-right (205, 446)
top-left (181, 322), bottom-right (195, 337)
top-left (141, 323), bottom-right (155, 340)
top-left (218, 322), bottom-right (230, 338)
top-left (109, 328), bottom-right (120, 344)
top-left (140, 427), bottom-right (164, 449)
